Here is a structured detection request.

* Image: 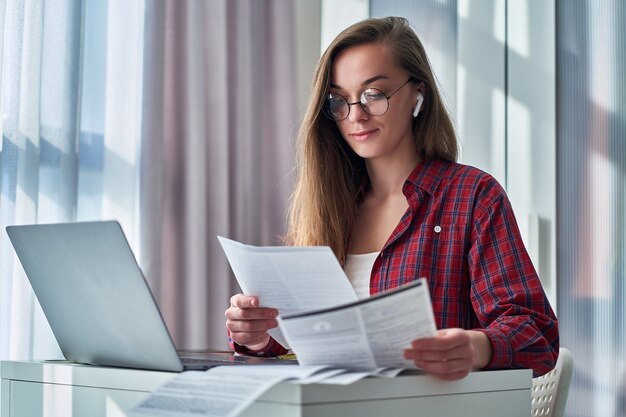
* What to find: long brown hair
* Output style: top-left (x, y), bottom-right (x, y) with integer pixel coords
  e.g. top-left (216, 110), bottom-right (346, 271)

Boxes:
top-left (286, 16), bottom-right (458, 265)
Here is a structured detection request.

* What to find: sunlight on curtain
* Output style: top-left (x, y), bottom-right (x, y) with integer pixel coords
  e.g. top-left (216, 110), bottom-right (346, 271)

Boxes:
top-left (371, 0), bottom-right (459, 126)
top-left (505, 1), bottom-right (557, 308)
top-left (0, 0), bottom-right (295, 368)
top-left (101, 0), bottom-right (144, 245)
top-left (0, 0), bottom-right (80, 363)
top-left (0, 0), bottom-right (144, 365)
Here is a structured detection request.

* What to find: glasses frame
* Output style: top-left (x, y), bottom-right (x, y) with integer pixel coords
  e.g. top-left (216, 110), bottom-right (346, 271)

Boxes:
top-left (324, 78), bottom-right (414, 121)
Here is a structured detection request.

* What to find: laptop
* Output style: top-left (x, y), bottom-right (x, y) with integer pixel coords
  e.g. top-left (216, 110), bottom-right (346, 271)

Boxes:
top-left (6, 220), bottom-right (290, 372)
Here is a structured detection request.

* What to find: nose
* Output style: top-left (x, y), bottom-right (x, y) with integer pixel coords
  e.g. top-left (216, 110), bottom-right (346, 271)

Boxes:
top-left (347, 102), bottom-right (369, 123)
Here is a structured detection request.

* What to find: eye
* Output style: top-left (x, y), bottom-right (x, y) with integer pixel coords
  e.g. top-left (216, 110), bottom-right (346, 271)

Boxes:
top-left (362, 89), bottom-right (385, 102)
top-left (327, 93), bottom-right (346, 110)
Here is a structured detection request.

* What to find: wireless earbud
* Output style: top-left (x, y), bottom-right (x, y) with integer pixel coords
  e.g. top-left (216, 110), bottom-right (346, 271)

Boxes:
top-left (412, 93), bottom-right (424, 117)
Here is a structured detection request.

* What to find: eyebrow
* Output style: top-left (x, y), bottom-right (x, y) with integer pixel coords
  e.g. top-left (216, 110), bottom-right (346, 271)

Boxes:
top-left (330, 75), bottom-right (390, 90)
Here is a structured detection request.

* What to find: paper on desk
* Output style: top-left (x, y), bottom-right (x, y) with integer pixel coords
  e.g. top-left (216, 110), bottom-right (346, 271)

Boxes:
top-left (132, 365), bottom-right (328, 417)
top-left (311, 367), bottom-right (404, 385)
top-left (217, 236), bottom-right (358, 347)
top-left (289, 368), bottom-right (346, 384)
top-left (314, 370), bottom-right (373, 385)
top-left (278, 278), bottom-right (437, 370)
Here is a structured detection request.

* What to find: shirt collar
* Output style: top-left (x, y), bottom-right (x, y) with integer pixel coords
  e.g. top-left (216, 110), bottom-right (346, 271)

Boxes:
top-left (403, 158), bottom-right (450, 198)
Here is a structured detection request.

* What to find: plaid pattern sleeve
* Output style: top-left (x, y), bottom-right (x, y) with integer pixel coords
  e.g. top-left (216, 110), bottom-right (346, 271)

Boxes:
top-left (369, 159), bottom-right (559, 377)
top-left (467, 188), bottom-right (559, 375)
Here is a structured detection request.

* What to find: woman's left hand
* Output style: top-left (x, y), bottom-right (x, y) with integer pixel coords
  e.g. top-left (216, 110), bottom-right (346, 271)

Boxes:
top-left (403, 328), bottom-right (493, 381)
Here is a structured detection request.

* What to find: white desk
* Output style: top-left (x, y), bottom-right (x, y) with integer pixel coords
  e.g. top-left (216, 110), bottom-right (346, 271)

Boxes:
top-left (1, 360), bottom-right (531, 417)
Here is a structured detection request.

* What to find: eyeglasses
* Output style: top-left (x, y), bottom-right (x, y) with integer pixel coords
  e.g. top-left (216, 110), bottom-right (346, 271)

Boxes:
top-left (324, 78), bottom-right (413, 121)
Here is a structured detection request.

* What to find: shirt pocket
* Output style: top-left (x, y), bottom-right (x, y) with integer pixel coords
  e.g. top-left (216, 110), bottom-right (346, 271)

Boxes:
top-left (414, 223), bottom-right (469, 262)
top-left (418, 222), bottom-right (468, 240)
top-left (415, 222), bottom-right (469, 282)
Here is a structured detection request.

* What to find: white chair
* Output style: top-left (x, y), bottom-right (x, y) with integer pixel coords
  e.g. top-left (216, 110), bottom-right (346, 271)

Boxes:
top-left (531, 348), bottom-right (574, 417)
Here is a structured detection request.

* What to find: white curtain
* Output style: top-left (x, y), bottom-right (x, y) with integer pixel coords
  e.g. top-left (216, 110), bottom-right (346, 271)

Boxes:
top-left (0, 0), bottom-right (82, 362)
top-left (140, 0), bottom-right (297, 350)
top-left (1, 0), bottom-right (298, 364)
top-left (0, 0), bottom-right (145, 361)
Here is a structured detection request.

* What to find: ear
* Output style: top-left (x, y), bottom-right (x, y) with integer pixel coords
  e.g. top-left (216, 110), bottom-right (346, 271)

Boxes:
top-left (412, 93), bottom-right (424, 117)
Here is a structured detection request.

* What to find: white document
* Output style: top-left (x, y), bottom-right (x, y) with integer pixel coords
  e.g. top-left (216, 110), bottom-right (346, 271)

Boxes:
top-left (132, 365), bottom-right (328, 417)
top-left (217, 237), bottom-right (358, 347)
top-left (313, 370), bottom-right (373, 385)
top-left (131, 364), bottom-right (396, 417)
top-left (312, 367), bottom-right (405, 385)
top-left (277, 278), bottom-right (437, 370)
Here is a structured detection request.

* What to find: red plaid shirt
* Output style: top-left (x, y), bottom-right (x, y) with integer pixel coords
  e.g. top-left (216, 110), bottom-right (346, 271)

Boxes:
top-left (233, 158), bottom-right (559, 376)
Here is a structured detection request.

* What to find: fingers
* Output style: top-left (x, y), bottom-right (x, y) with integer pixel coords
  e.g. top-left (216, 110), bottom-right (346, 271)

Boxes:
top-left (404, 349), bottom-right (473, 377)
top-left (404, 328), bottom-right (475, 381)
top-left (412, 329), bottom-right (472, 356)
top-left (410, 328), bottom-right (471, 351)
top-left (226, 317), bottom-right (278, 333)
top-left (226, 294), bottom-right (278, 319)
top-left (230, 294), bottom-right (259, 309)
top-left (407, 341), bottom-right (473, 363)
top-left (224, 306), bottom-right (278, 321)
top-left (225, 293), bottom-right (279, 349)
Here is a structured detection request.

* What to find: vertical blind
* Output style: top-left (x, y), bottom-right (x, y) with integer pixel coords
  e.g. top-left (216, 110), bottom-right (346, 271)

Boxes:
top-left (557, 1), bottom-right (625, 416)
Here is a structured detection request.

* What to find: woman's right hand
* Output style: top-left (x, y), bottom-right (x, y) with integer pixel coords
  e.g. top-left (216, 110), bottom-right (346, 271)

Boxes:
top-left (224, 294), bottom-right (279, 350)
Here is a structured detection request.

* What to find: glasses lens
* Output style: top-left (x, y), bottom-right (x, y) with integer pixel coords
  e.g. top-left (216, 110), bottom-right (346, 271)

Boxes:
top-left (326, 94), bottom-right (348, 120)
top-left (361, 88), bottom-right (388, 116)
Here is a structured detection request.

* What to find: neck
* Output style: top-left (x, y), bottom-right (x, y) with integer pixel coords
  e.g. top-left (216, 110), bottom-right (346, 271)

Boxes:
top-left (365, 151), bottom-right (420, 199)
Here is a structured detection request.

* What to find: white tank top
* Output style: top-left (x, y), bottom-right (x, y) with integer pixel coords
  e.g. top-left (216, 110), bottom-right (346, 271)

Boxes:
top-left (344, 252), bottom-right (379, 299)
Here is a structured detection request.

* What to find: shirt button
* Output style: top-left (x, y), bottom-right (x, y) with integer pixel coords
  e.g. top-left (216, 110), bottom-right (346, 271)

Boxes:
top-left (434, 225), bottom-right (442, 233)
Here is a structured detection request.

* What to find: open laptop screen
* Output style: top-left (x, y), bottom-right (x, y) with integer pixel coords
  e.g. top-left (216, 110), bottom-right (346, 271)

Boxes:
top-left (7, 221), bottom-right (185, 371)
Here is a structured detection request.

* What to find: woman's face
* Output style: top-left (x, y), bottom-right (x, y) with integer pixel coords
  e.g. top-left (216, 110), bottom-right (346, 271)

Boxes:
top-left (329, 42), bottom-right (420, 163)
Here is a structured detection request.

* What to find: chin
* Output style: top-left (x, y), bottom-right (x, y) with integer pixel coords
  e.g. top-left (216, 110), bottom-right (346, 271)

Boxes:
top-left (349, 144), bottom-right (384, 160)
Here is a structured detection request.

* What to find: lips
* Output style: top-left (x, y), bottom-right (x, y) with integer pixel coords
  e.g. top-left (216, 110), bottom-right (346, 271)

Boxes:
top-left (350, 128), bottom-right (378, 141)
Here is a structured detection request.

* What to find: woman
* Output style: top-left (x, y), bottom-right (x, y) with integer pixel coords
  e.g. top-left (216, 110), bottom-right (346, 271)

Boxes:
top-left (225, 16), bottom-right (558, 381)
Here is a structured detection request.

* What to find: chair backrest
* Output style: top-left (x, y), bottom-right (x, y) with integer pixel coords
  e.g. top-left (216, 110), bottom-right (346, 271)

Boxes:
top-left (531, 348), bottom-right (574, 417)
